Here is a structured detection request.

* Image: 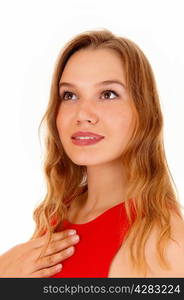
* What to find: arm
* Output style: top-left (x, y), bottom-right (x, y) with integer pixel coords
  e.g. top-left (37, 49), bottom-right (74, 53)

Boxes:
top-left (145, 212), bottom-right (184, 277)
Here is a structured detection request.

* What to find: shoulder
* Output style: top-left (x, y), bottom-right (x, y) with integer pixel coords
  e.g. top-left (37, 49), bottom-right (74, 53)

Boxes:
top-left (145, 210), bottom-right (184, 277)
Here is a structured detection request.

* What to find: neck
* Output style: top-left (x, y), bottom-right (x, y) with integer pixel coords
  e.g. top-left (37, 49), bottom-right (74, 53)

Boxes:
top-left (74, 159), bottom-right (127, 214)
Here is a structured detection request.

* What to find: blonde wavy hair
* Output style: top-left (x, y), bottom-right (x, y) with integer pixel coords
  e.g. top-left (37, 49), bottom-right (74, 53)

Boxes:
top-left (30, 28), bottom-right (184, 276)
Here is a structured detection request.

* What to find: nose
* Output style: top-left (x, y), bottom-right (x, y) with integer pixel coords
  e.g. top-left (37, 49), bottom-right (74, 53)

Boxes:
top-left (75, 99), bottom-right (98, 125)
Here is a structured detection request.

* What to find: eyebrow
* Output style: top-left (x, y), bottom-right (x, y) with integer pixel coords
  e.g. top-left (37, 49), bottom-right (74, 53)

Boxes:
top-left (59, 80), bottom-right (126, 89)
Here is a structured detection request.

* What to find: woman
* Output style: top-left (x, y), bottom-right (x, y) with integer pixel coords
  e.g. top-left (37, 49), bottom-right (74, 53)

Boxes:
top-left (0, 28), bottom-right (184, 278)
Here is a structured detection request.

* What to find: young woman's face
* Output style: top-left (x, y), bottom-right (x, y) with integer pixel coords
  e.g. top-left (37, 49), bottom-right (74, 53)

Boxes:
top-left (56, 48), bottom-right (136, 166)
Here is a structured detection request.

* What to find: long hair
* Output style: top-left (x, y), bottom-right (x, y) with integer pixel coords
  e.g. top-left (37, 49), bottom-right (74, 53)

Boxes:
top-left (30, 28), bottom-right (184, 276)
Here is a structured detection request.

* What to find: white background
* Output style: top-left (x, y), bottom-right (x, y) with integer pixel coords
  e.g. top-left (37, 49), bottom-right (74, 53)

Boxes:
top-left (0, 0), bottom-right (183, 254)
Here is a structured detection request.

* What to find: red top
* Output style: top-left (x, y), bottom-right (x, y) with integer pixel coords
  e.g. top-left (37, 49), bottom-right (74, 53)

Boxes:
top-left (50, 201), bottom-right (132, 278)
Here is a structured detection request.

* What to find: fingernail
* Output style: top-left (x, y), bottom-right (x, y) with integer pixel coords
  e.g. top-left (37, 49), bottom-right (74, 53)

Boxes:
top-left (67, 246), bottom-right (74, 254)
top-left (72, 235), bottom-right (80, 241)
top-left (68, 230), bottom-right (77, 235)
top-left (56, 264), bottom-right (62, 271)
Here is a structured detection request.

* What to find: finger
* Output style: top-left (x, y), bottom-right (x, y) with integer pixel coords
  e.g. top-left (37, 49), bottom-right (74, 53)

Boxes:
top-left (43, 234), bottom-right (80, 256)
top-left (30, 263), bottom-right (63, 278)
top-left (30, 229), bottom-right (77, 249)
top-left (38, 246), bottom-right (75, 270)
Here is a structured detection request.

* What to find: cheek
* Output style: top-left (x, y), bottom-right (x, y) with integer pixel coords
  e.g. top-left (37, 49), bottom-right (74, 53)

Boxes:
top-left (56, 114), bottom-right (61, 133)
top-left (111, 112), bottom-right (134, 155)
top-left (56, 105), bottom-right (73, 129)
top-left (105, 106), bottom-right (134, 138)
top-left (56, 111), bottom-right (66, 141)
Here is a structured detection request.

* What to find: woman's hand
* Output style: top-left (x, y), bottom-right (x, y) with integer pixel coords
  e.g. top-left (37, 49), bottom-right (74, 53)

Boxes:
top-left (0, 229), bottom-right (80, 277)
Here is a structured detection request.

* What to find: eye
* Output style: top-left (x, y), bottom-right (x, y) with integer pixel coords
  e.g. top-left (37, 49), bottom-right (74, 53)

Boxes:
top-left (59, 89), bottom-right (119, 101)
top-left (101, 90), bottom-right (119, 100)
top-left (60, 91), bottom-right (77, 101)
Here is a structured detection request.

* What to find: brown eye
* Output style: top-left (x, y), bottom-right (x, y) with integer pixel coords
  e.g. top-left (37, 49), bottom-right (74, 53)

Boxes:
top-left (59, 89), bottom-right (119, 101)
top-left (60, 91), bottom-right (77, 101)
top-left (101, 90), bottom-right (118, 100)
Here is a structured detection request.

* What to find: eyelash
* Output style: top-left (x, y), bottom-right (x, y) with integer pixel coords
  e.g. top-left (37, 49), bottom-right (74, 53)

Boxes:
top-left (59, 90), bottom-right (119, 101)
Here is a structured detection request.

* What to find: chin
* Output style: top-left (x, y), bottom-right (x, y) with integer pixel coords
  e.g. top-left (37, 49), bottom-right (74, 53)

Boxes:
top-left (69, 158), bottom-right (100, 166)
top-left (68, 154), bottom-right (113, 167)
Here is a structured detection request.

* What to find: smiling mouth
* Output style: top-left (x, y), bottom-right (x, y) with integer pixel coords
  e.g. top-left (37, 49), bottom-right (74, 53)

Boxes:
top-left (71, 136), bottom-right (105, 146)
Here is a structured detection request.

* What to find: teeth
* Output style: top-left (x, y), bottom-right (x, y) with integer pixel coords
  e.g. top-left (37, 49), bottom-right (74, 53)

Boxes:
top-left (75, 136), bottom-right (98, 140)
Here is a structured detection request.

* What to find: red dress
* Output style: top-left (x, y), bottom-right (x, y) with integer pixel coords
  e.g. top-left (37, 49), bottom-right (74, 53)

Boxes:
top-left (50, 202), bottom-right (131, 278)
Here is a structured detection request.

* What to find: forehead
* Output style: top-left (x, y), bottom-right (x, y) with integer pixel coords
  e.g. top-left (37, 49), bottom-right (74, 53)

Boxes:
top-left (60, 48), bottom-right (125, 84)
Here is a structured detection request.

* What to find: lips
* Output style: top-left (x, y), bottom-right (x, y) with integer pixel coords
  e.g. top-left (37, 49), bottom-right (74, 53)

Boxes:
top-left (71, 136), bottom-right (104, 146)
top-left (71, 131), bottom-right (104, 139)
